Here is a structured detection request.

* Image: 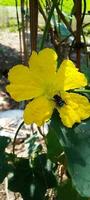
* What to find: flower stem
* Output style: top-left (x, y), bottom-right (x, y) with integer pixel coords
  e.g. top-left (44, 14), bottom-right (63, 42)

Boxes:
top-left (13, 121), bottom-right (24, 154)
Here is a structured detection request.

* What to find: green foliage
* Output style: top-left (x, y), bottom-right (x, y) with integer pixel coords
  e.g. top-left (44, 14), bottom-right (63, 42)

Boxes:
top-left (46, 125), bottom-right (63, 162)
top-left (0, 0), bottom-right (90, 13)
top-left (61, 0), bottom-right (90, 14)
top-left (8, 18), bottom-right (18, 32)
top-left (60, 0), bottom-right (74, 14)
top-left (8, 158), bottom-right (34, 200)
top-left (58, 23), bottom-right (71, 38)
top-left (61, 118), bottom-right (90, 197)
top-left (8, 155), bottom-right (57, 200)
top-left (80, 65), bottom-right (90, 84)
top-left (0, 136), bottom-right (10, 151)
top-left (50, 111), bottom-right (90, 197)
top-left (33, 154), bottom-right (57, 189)
top-left (0, 136), bottom-right (11, 183)
top-left (1, 112), bottom-right (90, 199)
top-left (40, 0), bottom-right (90, 14)
top-left (25, 132), bottom-right (42, 156)
top-left (57, 179), bottom-right (88, 200)
top-left (0, 0), bottom-right (20, 6)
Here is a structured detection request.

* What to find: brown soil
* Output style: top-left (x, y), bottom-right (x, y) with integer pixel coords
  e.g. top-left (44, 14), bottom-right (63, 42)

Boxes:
top-left (0, 29), bottom-right (21, 74)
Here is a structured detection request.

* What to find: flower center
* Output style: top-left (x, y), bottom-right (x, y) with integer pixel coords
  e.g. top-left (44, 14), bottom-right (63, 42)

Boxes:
top-left (53, 95), bottom-right (65, 107)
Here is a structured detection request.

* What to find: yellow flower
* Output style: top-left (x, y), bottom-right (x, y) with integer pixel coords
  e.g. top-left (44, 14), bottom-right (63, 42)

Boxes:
top-left (6, 48), bottom-right (90, 128)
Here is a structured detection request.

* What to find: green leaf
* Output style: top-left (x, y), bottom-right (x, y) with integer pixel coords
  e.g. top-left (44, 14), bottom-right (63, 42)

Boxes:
top-left (8, 158), bottom-right (34, 200)
top-left (58, 23), bottom-right (70, 38)
top-left (28, 177), bottom-right (46, 200)
top-left (57, 179), bottom-right (88, 200)
top-left (33, 153), bottom-right (57, 189)
top-left (8, 155), bottom-right (57, 200)
top-left (0, 136), bottom-right (11, 152)
top-left (61, 118), bottom-right (90, 197)
top-left (25, 132), bottom-right (42, 156)
top-left (50, 111), bottom-right (90, 197)
top-left (0, 136), bottom-right (11, 183)
top-left (80, 65), bottom-right (90, 84)
top-left (46, 126), bottom-right (63, 162)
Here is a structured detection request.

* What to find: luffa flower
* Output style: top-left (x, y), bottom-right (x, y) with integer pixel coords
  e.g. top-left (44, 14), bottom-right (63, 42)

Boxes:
top-left (6, 48), bottom-right (90, 127)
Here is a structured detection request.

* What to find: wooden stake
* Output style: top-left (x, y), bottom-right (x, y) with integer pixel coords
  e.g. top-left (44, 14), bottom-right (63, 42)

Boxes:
top-left (29, 0), bottom-right (38, 52)
top-left (76, 0), bottom-right (82, 69)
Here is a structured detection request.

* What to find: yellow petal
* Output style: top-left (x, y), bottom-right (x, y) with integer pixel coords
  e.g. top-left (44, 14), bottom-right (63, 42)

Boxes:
top-left (56, 59), bottom-right (87, 91)
top-left (28, 51), bottom-right (38, 68)
top-left (28, 48), bottom-right (57, 86)
top-left (6, 48), bottom-right (58, 102)
top-left (24, 96), bottom-right (55, 126)
top-left (58, 105), bottom-right (81, 128)
top-left (29, 48), bottom-right (57, 72)
top-left (58, 92), bottom-right (90, 127)
top-left (7, 64), bottom-right (29, 83)
top-left (6, 65), bottom-right (43, 101)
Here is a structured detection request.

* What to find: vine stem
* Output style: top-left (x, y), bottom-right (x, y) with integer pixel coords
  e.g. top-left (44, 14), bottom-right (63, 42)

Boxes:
top-left (37, 126), bottom-right (45, 138)
top-left (13, 121), bottom-right (24, 154)
top-left (74, 89), bottom-right (90, 93)
top-left (40, 0), bottom-right (57, 50)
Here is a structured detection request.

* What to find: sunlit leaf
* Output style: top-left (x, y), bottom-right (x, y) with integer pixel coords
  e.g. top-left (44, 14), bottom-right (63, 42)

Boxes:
top-left (50, 112), bottom-right (90, 197)
top-left (46, 126), bottom-right (63, 162)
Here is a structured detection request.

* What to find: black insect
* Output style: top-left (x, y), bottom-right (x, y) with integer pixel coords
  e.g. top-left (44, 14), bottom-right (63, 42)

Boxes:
top-left (54, 95), bottom-right (65, 107)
